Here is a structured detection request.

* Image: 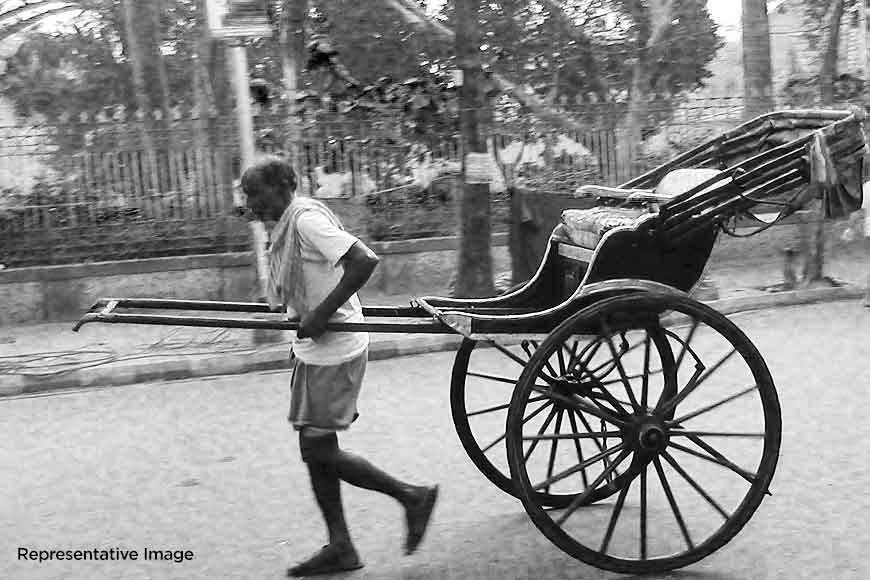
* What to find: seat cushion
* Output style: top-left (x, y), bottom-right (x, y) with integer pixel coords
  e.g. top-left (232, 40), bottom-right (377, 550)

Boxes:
top-left (559, 169), bottom-right (728, 249)
top-left (560, 206), bottom-right (647, 249)
top-left (651, 168), bottom-right (726, 202)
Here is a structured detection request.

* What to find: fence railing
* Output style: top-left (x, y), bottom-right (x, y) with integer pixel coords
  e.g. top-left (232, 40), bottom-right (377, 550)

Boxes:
top-left (2, 96), bottom-right (864, 268)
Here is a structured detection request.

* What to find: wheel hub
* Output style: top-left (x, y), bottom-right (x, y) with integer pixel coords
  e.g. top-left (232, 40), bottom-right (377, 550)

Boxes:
top-left (625, 417), bottom-right (669, 455)
top-left (638, 423), bottom-right (667, 451)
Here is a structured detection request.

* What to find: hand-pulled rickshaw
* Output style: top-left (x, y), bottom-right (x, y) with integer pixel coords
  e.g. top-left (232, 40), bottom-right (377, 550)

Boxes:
top-left (75, 109), bottom-right (868, 574)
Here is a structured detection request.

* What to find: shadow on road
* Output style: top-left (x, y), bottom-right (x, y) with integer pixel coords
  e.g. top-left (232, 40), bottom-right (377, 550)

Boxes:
top-left (361, 511), bottom-right (749, 580)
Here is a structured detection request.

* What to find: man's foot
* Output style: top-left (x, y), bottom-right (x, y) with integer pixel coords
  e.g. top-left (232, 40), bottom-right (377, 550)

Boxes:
top-left (287, 543), bottom-right (363, 577)
top-left (404, 485), bottom-right (439, 555)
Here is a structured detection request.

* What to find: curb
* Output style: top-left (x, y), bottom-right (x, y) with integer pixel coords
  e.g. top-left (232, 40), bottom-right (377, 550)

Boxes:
top-left (1, 285), bottom-right (865, 398)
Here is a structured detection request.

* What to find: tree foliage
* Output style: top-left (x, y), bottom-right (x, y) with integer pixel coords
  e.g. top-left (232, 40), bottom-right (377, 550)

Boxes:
top-left (0, 0), bottom-right (722, 137)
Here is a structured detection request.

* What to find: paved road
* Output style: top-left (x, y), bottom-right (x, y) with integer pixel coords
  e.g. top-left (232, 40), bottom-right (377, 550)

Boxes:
top-left (2, 300), bottom-right (869, 580)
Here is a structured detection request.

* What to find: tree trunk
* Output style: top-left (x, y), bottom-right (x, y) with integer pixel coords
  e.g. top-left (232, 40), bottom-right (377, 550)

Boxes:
top-left (802, 0), bottom-right (845, 285)
top-left (741, 0), bottom-right (774, 119)
top-left (820, 0), bottom-right (845, 106)
top-left (281, 0), bottom-right (308, 184)
top-left (193, 0), bottom-right (215, 155)
top-left (618, 0), bottom-right (675, 181)
top-left (122, 0), bottom-right (152, 122)
top-left (150, 0), bottom-right (173, 122)
top-left (454, 0), bottom-right (493, 298)
top-left (121, 0), bottom-right (160, 193)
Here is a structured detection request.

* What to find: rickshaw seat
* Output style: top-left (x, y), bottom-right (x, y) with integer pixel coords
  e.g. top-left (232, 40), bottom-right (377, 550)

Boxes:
top-left (560, 169), bottom-right (727, 250)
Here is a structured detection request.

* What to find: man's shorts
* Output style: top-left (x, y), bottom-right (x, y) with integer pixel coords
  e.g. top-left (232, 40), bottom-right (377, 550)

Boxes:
top-left (288, 350), bottom-right (367, 435)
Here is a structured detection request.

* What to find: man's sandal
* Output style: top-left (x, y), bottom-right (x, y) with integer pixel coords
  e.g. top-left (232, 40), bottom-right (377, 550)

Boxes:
top-left (287, 544), bottom-right (364, 577)
top-left (404, 485), bottom-right (439, 555)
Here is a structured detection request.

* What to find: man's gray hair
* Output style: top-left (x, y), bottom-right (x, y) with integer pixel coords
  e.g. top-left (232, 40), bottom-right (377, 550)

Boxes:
top-left (240, 155), bottom-right (298, 201)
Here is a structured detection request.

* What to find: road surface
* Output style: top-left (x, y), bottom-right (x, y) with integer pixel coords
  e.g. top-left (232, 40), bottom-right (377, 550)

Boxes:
top-left (2, 300), bottom-right (869, 580)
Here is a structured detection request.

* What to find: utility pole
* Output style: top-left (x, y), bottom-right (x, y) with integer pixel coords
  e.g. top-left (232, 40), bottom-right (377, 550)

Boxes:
top-left (454, 0), bottom-right (493, 297)
top-left (860, 0), bottom-right (870, 238)
top-left (206, 0), bottom-right (275, 339)
top-left (227, 41), bottom-right (271, 297)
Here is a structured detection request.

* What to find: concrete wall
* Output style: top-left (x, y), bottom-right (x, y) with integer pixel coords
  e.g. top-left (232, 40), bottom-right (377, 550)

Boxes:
top-left (0, 234), bottom-right (511, 326)
top-left (0, 253), bottom-right (258, 326)
top-left (1, 211), bottom-right (864, 326)
top-left (710, 210), bottom-right (866, 266)
top-left (368, 233), bottom-right (511, 295)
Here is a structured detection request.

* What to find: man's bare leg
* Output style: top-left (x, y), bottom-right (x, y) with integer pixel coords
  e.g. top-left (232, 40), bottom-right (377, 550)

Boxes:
top-left (293, 431), bottom-right (438, 568)
top-left (288, 431), bottom-right (363, 577)
top-left (320, 436), bottom-right (439, 554)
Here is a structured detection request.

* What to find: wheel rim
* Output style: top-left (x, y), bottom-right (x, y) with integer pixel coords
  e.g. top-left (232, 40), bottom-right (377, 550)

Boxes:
top-left (451, 338), bottom-right (522, 500)
top-left (506, 294), bottom-right (781, 574)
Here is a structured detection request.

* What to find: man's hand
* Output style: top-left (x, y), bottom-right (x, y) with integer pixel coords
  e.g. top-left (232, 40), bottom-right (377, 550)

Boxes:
top-left (297, 309), bottom-right (330, 340)
top-left (295, 241), bottom-right (379, 340)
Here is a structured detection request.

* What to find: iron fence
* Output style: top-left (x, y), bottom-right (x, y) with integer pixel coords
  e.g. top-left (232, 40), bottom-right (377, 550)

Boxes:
top-left (1, 95), bottom-right (865, 268)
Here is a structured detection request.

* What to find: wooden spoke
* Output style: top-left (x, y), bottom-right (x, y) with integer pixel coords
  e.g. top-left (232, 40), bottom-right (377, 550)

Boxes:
top-left (565, 338), bottom-right (580, 372)
top-left (640, 466), bottom-right (648, 560)
top-left (528, 340), bottom-right (560, 378)
top-left (574, 360), bottom-right (631, 417)
top-left (657, 347), bottom-right (738, 415)
top-left (575, 371), bottom-right (631, 417)
top-left (522, 400), bottom-right (553, 425)
top-left (522, 430), bottom-right (623, 441)
top-left (600, 477), bottom-right (631, 555)
top-left (567, 410), bottom-right (589, 488)
top-left (533, 443), bottom-right (627, 492)
top-left (588, 392), bottom-right (635, 407)
top-left (641, 331), bottom-right (652, 409)
top-left (653, 457), bottom-right (694, 550)
top-left (481, 399), bottom-right (550, 453)
top-left (586, 391), bottom-right (634, 416)
top-left (556, 342), bottom-right (567, 375)
top-left (531, 385), bottom-right (627, 427)
top-left (599, 318), bottom-right (641, 412)
top-left (661, 451), bottom-right (730, 521)
top-left (520, 339), bottom-right (535, 361)
top-left (599, 368), bottom-right (664, 388)
top-left (670, 430), bottom-right (765, 438)
top-left (571, 409), bottom-right (619, 482)
top-left (571, 337), bottom-right (604, 374)
top-left (466, 371), bottom-right (518, 385)
top-left (490, 340), bottom-right (529, 366)
top-left (467, 394), bottom-right (548, 418)
top-left (571, 410), bottom-right (608, 452)
top-left (668, 384), bottom-right (759, 425)
top-left (570, 344), bottom-right (635, 417)
top-left (674, 319), bottom-right (700, 371)
top-left (553, 448), bottom-right (632, 526)
top-left (544, 410), bottom-right (565, 493)
top-left (587, 332), bottom-right (647, 376)
top-left (668, 441), bottom-right (757, 485)
top-left (524, 406), bottom-right (559, 463)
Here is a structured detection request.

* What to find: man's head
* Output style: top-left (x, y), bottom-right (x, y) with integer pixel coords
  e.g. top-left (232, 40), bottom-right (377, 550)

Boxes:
top-left (240, 156), bottom-right (298, 224)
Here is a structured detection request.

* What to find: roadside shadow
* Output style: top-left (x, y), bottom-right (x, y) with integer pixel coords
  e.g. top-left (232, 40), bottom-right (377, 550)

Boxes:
top-left (365, 511), bottom-right (751, 580)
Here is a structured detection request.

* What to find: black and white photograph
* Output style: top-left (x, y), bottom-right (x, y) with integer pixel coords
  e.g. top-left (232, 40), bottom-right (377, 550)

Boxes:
top-left (1, 0), bottom-right (869, 578)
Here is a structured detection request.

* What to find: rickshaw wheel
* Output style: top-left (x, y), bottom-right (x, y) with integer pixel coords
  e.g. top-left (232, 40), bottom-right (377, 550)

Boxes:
top-left (451, 339), bottom-right (520, 500)
top-left (451, 331), bottom-right (651, 508)
top-left (506, 293), bottom-right (781, 574)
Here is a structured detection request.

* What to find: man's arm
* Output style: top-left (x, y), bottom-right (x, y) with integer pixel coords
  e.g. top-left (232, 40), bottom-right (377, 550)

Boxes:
top-left (297, 241), bottom-right (379, 339)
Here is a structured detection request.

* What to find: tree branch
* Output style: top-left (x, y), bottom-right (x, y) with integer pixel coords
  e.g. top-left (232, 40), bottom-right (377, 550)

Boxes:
top-left (0, 0), bottom-right (76, 24)
top-left (381, 0), bottom-right (591, 132)
top-left (0, 4), bottom-right (82, 39)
